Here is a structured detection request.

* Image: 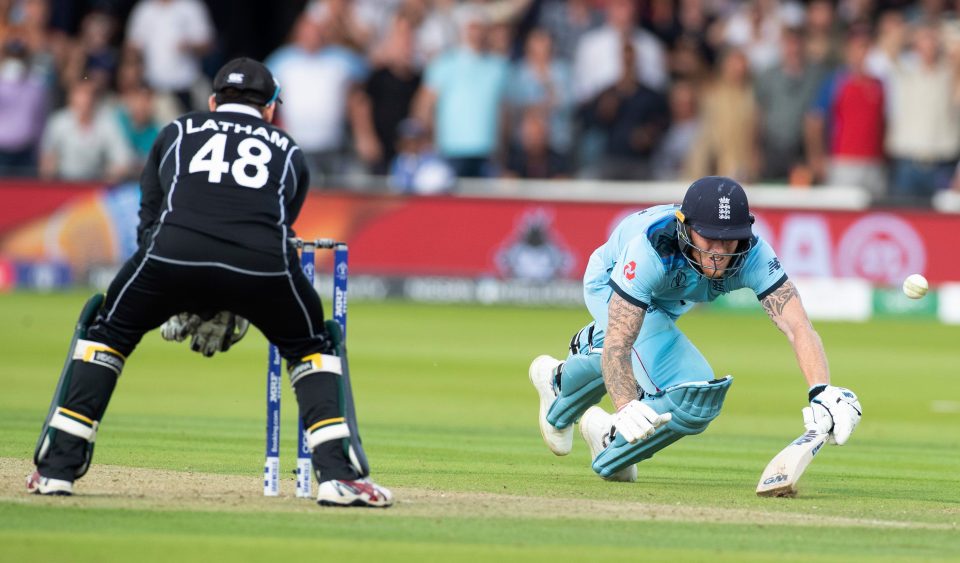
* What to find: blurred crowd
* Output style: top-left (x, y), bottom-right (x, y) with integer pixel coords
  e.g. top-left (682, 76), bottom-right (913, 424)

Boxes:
top-left (2, 0), bottom-right (960, 204)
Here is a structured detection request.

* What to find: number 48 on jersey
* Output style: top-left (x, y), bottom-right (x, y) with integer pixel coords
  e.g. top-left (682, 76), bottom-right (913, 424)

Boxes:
top-left (189, 133), bottom-right (272, 189)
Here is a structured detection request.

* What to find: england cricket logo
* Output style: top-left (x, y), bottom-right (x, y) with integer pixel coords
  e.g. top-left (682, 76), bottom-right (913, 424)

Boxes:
top-left (718, 196), bottom-right (731, 220)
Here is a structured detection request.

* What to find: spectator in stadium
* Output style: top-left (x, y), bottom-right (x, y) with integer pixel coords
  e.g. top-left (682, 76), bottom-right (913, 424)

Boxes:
top-left (651, 79), bottom-right (701, 180)
top-left (39, 78), bottom-right (133, 182)
top-left (388, 117), bottom-right (456, 194)
top-left (267, 14), bottom-right (369, 186)
top-left (686, 48), bottom-right (759, 181)
top-left (573, 0), bottom-right (668, 105)
top-left (307, 0), bottom-right (378, 54)
top-left (503, 107), bottom-right (571, 179)
top-left (885, 21), bottom-right (960, 199)
top-left (865, 10), bottom-right (909, 95)
top-left (754, 26), bottom-right (827, 183)
top-left (417, 0), bottom-right (460, 61)
top-left (414, 6), bottom-right (509, 178)
top-left (62, 10), bottom-right (118, 93)
top-left (803, 0), bottom-right (844, 70)
top-left (721, 0), bottom-right (787, 73)
top-left (124, 0), bottom-right (214, 113)
top-left (351, 8), bottom-right (424, 174)
top-left (535, 0), bottom-right (603, 62)
top-left (581, 39), bottom-right (669, 180)
top-left (115, 80), bottom-right (160, 171)
top-left (675, 0), bottom-right (720, 67)
top-left (643, 0), bottom-right (684, 48)
top-left (3, 0), bottom-right (60, 88)
top-left (0, 39), bottom-right (48, 176)
top-left (114, 50), bottom-right (180, 125)
top-left (805, 27), bottom-right (886, 198)
top-left (505, 28), bottom-right (574, 159)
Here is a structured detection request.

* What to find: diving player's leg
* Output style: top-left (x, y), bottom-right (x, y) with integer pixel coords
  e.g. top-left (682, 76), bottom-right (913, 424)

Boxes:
top-left (529, 263), bottom-right (613, 456)
top-left (246, 267), bottom-right (392, 508)
top-left (586, 310), bottom-right (733, 479)
top-left (30, 255), bottom-right (176, 494)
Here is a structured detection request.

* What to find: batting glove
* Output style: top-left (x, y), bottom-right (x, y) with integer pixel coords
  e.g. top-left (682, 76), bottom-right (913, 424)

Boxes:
top-left (802, 385), bottom-right (862, 445)
top-left (612, 400), bottom-right (672, 444)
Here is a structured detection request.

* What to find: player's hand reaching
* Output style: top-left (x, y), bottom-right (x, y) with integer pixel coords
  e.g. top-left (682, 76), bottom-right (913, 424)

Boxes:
top-left (802, 385), bottom-right (862, 445)
top-left (612, 400), bottom-right (672, 443)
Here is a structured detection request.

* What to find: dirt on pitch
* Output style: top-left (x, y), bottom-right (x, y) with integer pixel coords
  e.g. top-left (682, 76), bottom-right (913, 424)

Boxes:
top-left (1, 457), bottom-right (953, 530)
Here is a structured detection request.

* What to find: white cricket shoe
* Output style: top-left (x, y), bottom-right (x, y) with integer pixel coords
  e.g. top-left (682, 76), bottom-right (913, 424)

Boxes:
top-left (26, 471), bottom-right (74, 495)
top-left (528, 355), bottom-right (573, 456)
top-left (579, 406), bottom-right (637, 482)
top-left (316, 478), bottom-right (394, 508)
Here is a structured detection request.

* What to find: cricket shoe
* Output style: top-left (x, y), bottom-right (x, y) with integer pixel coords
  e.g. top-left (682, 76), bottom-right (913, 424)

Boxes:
top-left (579, 406), bottom-right (637, 482)
top-left (26, 471), bottom-right (74, 496)
top-left (316, 478), bottom-right (394, 508)
top-left (528, 355), bottom-right (573, 456)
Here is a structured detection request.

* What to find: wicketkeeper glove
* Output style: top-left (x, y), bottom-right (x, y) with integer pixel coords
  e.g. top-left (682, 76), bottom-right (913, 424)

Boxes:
top-left (160, 311), bottom-right (250, 357)
top-left (612, 400), bottom-right (672, 444)
top-left (802, 384), bottom-right (862, 445)
top-left (160, 312), bottom-right (202, 342)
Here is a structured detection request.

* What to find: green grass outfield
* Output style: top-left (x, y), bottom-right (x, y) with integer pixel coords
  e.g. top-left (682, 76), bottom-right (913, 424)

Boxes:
top-left (1, 291), bottom-right (957, 562)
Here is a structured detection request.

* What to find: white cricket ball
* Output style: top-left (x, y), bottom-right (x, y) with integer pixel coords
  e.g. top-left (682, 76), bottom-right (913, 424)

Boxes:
top-left (902, 274), bottom-right (928, 300)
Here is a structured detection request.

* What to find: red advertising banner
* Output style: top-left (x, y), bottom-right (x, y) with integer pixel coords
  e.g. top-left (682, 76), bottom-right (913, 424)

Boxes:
top-left (294, 195), bottom-right (951, 286)
top-left (0, 181), bottom-right (955, 286)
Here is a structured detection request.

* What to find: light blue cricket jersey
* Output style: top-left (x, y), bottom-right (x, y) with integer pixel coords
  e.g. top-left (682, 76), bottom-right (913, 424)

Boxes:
top-left (587, 205), bottom-right (787, 322)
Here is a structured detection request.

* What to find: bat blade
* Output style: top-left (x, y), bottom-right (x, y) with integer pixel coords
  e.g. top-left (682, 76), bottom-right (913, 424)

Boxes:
top-left (756, 430), bottom-right (828, 497)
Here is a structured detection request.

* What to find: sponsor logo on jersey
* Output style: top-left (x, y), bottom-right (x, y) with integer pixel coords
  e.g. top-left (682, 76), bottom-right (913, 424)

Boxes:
top-left (624, 261), bottom-right (636, 280)
top-left (767, 257), bottom-right (781, 275)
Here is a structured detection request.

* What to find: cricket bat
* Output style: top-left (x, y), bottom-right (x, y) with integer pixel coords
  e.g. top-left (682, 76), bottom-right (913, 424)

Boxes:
top-left (755, 429), bottom-right (829, 497)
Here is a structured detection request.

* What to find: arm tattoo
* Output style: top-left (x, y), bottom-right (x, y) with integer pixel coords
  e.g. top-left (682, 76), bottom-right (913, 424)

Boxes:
top-left (761, 280), bottom-right (799, 326)
top-left (602, 293), bottom-right (645, 410)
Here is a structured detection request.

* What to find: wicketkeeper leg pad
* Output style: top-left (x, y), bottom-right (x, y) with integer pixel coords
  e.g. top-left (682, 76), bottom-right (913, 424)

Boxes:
top-left (592, 376), bottom-right (733, 478)
top-left (35, 334), bottom-right (125, 480)
top-left (288, 353), bottom-right (359, 481)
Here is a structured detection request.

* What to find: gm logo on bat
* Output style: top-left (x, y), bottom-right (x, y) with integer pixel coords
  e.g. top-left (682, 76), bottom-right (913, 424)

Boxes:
top-left (763, 473), bottom-right (789, 485)
top-left (791, 430), bottom-right (820, 445)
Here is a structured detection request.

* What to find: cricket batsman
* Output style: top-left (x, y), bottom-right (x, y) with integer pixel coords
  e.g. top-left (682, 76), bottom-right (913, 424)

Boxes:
top-left (529, 176), bottom-right (862, 481)
top-left (27, 58), bottom-right (393, 507)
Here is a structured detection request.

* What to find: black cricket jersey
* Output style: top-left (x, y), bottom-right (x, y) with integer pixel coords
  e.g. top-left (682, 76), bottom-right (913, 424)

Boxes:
top-left (137, 104), bottom-right (310, 273)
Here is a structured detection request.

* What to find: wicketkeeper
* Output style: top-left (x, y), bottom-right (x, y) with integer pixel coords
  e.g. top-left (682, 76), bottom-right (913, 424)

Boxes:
top-left (529, 176), bottom-right (863, 481)
top-left (27, 58), bottom-right (393, 507)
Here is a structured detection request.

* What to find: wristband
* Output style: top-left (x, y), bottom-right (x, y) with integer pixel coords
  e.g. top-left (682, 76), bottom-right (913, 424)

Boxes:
top-left (808, 384), bottom-right (828, 402)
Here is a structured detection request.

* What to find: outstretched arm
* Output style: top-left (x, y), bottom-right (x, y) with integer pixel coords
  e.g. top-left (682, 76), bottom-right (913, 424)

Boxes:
top-left (601, 293), bottom-right (646, 410)
top-left (760, 280), bottom-right (829, 388)
top-left (601, 292), bottom-right (672, 443)
top-left (761, 280), bottom-right (862, 444)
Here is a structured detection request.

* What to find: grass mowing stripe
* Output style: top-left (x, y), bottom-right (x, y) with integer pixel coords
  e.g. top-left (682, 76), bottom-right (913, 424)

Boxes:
top-left (1, 504), bottom-right (958, 561)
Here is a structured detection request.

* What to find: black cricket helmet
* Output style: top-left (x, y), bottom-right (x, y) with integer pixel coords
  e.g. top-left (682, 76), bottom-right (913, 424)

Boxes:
top-left (675, 176), bottom-right (755, 277)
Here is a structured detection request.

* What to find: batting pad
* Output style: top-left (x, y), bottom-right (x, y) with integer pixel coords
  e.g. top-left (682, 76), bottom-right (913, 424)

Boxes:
top-left (592, 376), bottom-right (733, 478)
top-left (546, 352), bottom-right (605, 429)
